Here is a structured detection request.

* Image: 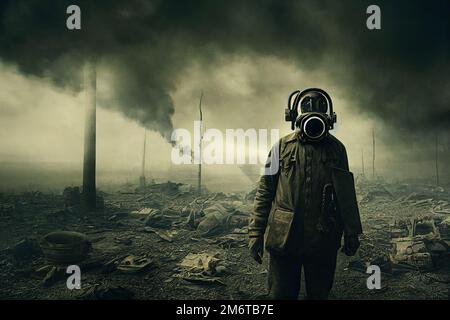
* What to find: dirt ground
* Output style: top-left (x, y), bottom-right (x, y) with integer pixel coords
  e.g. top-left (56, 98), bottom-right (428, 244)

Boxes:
top-left (0, 182), bottom-right (449, 300)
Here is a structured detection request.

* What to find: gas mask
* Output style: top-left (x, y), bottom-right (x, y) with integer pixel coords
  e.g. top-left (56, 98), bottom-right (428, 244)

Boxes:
top-left (284, 88), bottom-right (336, 142)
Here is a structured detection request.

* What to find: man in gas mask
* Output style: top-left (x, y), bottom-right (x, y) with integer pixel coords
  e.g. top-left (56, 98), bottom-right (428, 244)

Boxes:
top-left (248, 88), bottom-right (362, 300)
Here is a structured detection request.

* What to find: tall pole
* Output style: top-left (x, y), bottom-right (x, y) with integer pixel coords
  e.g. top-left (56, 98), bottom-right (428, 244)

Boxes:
top-left (361, 148), bottom-right (365, 177)
top-left (372, 127), bottom-right (375, 180)
top-left (139, 129), bottom-right (147, 189)
top-left (82, 61), bottom-right (97, 210)
top-left (197, 92), bottom-right (203, 196)
top-left (435, 132), bottom-right (440, 186)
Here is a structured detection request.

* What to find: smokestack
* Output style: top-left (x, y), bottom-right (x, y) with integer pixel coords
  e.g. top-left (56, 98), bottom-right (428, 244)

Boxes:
top-left (82, 61), bottom-right (97, 210)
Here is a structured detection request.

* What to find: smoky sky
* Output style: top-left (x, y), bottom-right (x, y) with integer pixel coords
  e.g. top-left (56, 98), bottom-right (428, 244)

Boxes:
top-left (0, 0), bottom-right (449, 142)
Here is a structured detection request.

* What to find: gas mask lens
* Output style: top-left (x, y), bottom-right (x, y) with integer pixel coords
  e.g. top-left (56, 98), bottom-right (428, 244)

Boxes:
top-left (300, 94), bottom-right (328, 113)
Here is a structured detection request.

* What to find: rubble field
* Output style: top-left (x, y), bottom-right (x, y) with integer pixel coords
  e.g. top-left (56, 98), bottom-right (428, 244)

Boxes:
top-left (0, 180), bottom-right (449, 300)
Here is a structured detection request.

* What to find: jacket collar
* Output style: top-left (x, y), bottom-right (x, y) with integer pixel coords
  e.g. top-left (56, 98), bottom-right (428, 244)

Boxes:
top-left (284, 131), bottom-right (300, 143)
top-left (284, 131), bottom-right (336, 145)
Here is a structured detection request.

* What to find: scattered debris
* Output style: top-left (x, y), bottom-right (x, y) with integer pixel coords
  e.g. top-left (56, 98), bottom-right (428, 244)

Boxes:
top-left (117, 254), bottom-right (153, 273)
top-left (1, 179), bottom-right (449, 299)
top-left (360, 184), bottom-right (393, 203)
top-left (180, 252), bottom-right (221, 274)
top-left (130, 207), bottom-right (175, 229)
top-left (178, 274), bottom-right (225, 286)
top-left (77, 284), bottom-right (134, 300)
top-left (6, 238), bottom-right (42, 260)
top-left (175, 251), bottom-right (231, 286)
top-left (142, 226), bottom-right (176, 242)
top-left (62, 187), bottom-right (80, 207)
top-left (389, 217), bottom-right (449, 270)
top-left (245, 188), bottom-right (257, 202)
top-left (439, 217), bottom-right (450, 240)
top-left (144, 209), bottom-right (174, 229)
top-left (42, 266), bottom-right (65, 288)
top-left (114, 236), bottom-right (133, 246)
top-left (390, 237), bottom-right (433, 270)
top-left (130, 207), bottom-right (156, 217)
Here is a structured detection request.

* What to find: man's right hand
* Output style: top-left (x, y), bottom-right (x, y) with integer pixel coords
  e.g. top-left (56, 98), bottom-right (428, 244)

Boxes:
top-left (248, 236), bottom-right (264, 264)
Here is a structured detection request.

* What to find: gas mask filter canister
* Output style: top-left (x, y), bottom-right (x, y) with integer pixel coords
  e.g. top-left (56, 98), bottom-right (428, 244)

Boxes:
top-left (296, 112), bottom-right (329, 142)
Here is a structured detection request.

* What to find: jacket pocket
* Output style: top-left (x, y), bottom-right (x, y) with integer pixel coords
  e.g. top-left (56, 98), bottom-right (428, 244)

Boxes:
top-left (265, 207), bottom-right (294, 254)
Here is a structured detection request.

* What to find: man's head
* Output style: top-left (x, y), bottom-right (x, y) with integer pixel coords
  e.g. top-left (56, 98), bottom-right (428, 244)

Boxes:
top-left (285, 88), bottom-right (336, 141)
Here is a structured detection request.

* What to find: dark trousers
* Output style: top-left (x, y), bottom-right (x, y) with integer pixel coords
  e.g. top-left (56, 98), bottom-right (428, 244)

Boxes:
top-left (268, 249), bottom-right (338, 300)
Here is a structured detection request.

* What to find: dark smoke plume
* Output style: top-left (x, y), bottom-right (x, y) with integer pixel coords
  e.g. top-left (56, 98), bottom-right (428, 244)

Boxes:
top-left (0, 0), bottom-right (449, 142)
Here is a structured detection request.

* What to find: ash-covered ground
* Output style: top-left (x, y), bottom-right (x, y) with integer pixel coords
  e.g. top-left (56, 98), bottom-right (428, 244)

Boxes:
top-left (0, 179), bottom-right (449, 300)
